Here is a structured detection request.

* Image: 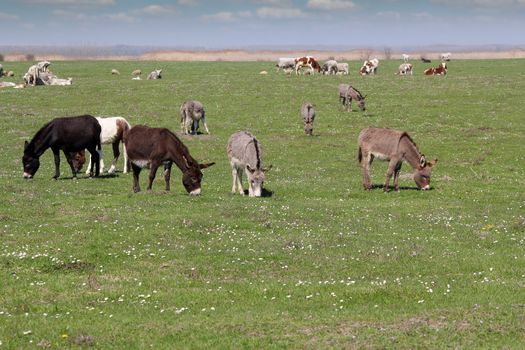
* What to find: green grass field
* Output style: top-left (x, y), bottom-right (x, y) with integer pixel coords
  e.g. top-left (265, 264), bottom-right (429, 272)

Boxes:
top-left (1, 59), bottom-right (524, 349)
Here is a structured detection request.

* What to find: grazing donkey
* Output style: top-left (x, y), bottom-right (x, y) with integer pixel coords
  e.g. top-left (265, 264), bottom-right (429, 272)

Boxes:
top-left (147, 69), bottom-right (162, 80)
top-left (180, 100), bottom-right (209, 135)
top-left (338, 84), bottom-right (366, 111)
top-left (85, 116), bottom-right (131, 175)
top-left (301, 102), bottom-right (316, 135)
top-left (357, 127), bottom-right (438, 191)
top-left (227, 131), bottom-right (272, 197)
top-left (125, 125), bottom-right (214, 195)
top-left (23, 115), bottom-right (101, 179)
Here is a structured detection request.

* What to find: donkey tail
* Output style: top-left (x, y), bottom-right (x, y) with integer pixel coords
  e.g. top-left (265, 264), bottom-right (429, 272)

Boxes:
top-left (357, 146), bottom-right (363, 163)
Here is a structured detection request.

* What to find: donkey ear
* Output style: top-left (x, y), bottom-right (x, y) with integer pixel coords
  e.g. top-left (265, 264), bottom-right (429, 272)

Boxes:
top-left (262, 165), bottom-right (272, 172)
top-left (199, 162), bottom-right (215, 169)
top-left (419, 155), bottom-right (426, 168)
top-left (428, 158), bottom-right (438, 167)
top-left (246, 164), bottom-right (256, 174)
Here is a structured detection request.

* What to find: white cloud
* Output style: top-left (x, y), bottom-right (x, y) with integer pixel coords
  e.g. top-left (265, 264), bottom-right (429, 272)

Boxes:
top-left (432, 0), bottom-right (525, 6)
top-left (178, 0), bottom-right (197, 5)
top-left (132, 5), bottom-right (177, 15)
top-left (201, 11), bottom-right (252, 22)
top-left (23, 0), bottom-right (114, 5)
top-left (0, 12), bottom-right (20, 20)
top-left (52, 9), bottom-right (88, 20)
top-left (105, 12), bottom-right (137, 22)
top-left (376, 11), bottom-right (401, 20)
top-left (254, 0), bottom-right (293, 6)
top-left (256, 7), bottom-right (307, 19)
top-left (306, 0), bottom-right (356, 10)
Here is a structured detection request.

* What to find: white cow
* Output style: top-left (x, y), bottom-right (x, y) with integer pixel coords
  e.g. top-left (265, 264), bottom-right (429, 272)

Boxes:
top-left (402, 54), bottom-right (410, 62)
top-left (335, 63), bottom-right (349, 75)
top-left (440, 52), bottom-right (451, 61)
top-left (276, 58), bottom-right (295, 72)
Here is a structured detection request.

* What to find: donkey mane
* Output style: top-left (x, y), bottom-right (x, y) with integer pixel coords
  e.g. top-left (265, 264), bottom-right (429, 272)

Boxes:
top-left (351, 86), bottom-right (364, 99)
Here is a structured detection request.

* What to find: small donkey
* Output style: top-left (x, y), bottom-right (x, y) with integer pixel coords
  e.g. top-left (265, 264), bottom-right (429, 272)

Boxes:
top-left (357, 127), bottom-right (437, 191)
top-left (227, 131), bottom-right (271, 197)
top-left (301, 102), bottom-right (316, 135)
top-left (180, 100), bottom-right (209, 135)
top-left (338, 84), bottom-right (366, 111)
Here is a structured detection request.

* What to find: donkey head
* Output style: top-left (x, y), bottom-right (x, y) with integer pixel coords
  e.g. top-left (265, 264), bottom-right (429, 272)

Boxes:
top-left (181, 155), bottom-right (215, 195)
top-left (304, 122), bottom-right (314, 135)
top-left (413, 155), bottom-right (438, 190)
top-left (246, 164), bottom-right (272, 197)
top-left (22, 141), bottom-right (39, 179)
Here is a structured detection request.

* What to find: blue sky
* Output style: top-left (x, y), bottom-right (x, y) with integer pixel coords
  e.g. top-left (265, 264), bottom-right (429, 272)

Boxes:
top-left (1, 0), bottom-right (524, 48)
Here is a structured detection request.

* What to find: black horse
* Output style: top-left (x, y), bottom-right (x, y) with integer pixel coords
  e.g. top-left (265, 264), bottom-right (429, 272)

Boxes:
top-left (23, 115), bottom-right (101, 179)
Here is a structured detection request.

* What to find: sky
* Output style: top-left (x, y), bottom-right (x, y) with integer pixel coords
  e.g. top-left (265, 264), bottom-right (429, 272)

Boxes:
top-left (1, 0), bottom-right (524, 48)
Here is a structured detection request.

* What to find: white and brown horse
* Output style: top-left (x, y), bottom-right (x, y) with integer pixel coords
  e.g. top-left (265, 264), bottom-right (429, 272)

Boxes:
top-left (85, 116), bottom-right (131, 175)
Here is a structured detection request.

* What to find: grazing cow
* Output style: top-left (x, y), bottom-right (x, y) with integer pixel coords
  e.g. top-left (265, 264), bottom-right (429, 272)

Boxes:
top-left (421, 57), bottom-right (431, 63)
top-left (321, 60), bottom-right (338, 75)
top-left (132, 69), bottom-right (142, 76)
top-left (125, 125), bottom-right (214, 195)
top-left (180, 100), bottom-right (209, 135)
top-left (359, 58), bottom-right (379, 76)
top-left (85, 117), bottom-right (131, 175)
top-left (440, 52), bottom-right (451, 61)
top-left (294, 56), bottom-right (321, 75)
top-left (424, 62), bottom-right (447, 75)
top-left (301, 102), bottom-right (316, 136)
top-left (402, 54), bottom-right (410, 62)
top-left (338, 84), bottom-right (366, 111)
top-left (396, 63), bottom-right (413, 75)
top-left (111, 69), bottom-right (120, 75)
top-left (335, 63), bottom-right (349, 75)
top-left (357, 127), bottom-right (437, 191)
top-left (147, 69), bottom-right (162, 80)
top-left (22, 115), bottom-right (101, 179)
top-left (276, 58), bottom-right (295, 72)
top-left (227, 131), bottom-right (271, 197)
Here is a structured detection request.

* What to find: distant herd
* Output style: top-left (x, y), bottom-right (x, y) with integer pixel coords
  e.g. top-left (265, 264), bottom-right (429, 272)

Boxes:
top-left (15, 52), bottom-right (444, 196)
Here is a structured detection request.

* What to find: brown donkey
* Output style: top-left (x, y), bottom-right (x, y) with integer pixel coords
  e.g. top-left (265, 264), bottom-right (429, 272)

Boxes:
top-left (357, 128), bottom-right (437, 191)
top-left (125, 125), bottom-right (214, 195)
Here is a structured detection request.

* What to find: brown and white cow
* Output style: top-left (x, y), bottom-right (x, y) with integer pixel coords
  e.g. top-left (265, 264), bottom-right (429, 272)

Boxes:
top-left (294, 56), bottom-right (321, 75)
top-left (424, 62), bottom-right (447, 75)
top-left (359, 58), bottom-right (379, 76)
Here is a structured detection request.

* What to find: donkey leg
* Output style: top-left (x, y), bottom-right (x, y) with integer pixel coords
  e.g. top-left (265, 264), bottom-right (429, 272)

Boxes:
top-left (131, 163), bottom-right (142, 193)
top-left (384, 159), bottom-right (398, 192)
top-left (231, 167), bottom-right (238, 194)
top-left (164, 162), bottom-right (172, 191)
top-left (191, 120), bottom-right (198, 135)
top-left (108, 142), bottom-right (120, 174)
top-left (393, 162), bottom-right (403, 192)
top-left (52, 147), bottom-right (61, 179)
top-left (237, 169), bottom-right (245, 195)
top-left (202, 117), bottom-right (210, 134)
top-left (362, 154), bottom-right (373, 190)
top-left (147, 160), bottom-right (160, 191)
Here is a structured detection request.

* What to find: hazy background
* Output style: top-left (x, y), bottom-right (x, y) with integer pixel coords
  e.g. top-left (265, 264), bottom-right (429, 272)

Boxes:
top-left (1, 0), bottom-right (524, 50)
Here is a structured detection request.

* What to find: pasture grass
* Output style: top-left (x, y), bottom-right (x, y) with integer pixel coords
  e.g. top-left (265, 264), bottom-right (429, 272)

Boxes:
top-left (1, 59), bottom-right (524, 348)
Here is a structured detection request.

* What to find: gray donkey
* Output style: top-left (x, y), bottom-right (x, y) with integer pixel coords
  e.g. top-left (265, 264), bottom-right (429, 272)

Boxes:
top-left (358, 127), bottom-right (437, 192)
top-left (180, 100), bottom-right (209, 135)
top-left (301, 102), bottom-right (316, 135)
top-left (147, 69), bottom-right (162, 80)
top-left (227, 131), bottom-right (272, 197)
top-left (338, 83), bottom-right (366, 111)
